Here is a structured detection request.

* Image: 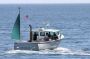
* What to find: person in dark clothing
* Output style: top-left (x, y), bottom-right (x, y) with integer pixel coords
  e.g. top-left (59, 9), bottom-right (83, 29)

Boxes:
top-left (53, 32), bottom-right (58, 40)
top-left (33, 32), bottom-right (38, 41)
top-left (46, 33), bottom-right (48, 36)
top-left (48, 32), bottom-right (51, 38)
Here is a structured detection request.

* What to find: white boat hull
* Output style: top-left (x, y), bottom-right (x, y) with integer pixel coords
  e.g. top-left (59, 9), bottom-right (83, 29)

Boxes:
top-left (14, 39), bottom-right (61, 51)
top-left (38, 40), bottom-right (60, 50)
top-left (14, 35), bottom-right (64, 51)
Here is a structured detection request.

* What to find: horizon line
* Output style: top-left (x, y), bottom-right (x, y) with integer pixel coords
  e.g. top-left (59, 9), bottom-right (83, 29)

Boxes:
top-left (0, 3), bottom-right (90, 4)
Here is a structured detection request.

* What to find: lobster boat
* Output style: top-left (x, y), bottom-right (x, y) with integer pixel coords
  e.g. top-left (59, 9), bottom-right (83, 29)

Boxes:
top-left (11, 8), bottom-right (64, 51)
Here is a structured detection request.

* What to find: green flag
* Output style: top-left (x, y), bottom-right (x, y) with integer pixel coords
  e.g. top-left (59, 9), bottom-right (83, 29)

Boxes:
top-left (11, 13), bottom-right (20, 40)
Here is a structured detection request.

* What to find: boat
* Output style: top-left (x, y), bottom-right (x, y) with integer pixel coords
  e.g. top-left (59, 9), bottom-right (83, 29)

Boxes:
top-left (11, 8), bottom-right (64, 51)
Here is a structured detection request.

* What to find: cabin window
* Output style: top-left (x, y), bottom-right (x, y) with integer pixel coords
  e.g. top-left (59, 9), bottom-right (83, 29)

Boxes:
top-left (57, 32), bottom-right (59, 35)
top-left (40, 32), bottom-right (45, 36)
top-left (50, 32), bottom-right (53, 35)
top-left (46, 32), bottom-right (53, 35)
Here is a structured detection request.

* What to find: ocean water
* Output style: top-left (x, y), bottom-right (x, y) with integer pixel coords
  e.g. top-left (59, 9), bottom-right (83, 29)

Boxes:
top-left (0, 4), bottom-right (90, 59)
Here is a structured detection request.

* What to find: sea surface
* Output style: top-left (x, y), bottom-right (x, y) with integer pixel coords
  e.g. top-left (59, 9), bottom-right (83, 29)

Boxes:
top-left (0, 4), bottom-right (90, 59)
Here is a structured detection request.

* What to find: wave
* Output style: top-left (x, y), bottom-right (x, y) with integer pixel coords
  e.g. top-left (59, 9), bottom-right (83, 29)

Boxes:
top-left (5, 47), bottom-right (90, 56)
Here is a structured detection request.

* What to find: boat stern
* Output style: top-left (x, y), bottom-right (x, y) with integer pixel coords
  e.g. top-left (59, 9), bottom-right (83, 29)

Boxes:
top-left (14, 42), bottom-right (39, 51)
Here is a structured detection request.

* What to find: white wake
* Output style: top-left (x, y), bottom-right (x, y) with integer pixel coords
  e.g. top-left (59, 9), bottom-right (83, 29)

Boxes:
top-left (5, 47), bottom-right (90, 56)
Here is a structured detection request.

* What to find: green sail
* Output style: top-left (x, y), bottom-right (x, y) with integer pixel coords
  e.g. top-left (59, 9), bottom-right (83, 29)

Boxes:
top-left (11, 13), bottom-right (20, 40)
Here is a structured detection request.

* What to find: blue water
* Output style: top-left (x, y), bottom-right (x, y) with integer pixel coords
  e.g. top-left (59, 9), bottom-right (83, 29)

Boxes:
top-left (0, 4), bottom-right (90, 59)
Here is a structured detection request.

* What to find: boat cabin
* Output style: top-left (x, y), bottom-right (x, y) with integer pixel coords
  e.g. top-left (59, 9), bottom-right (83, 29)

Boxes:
top-left (32, 28), bottom-right (61, 42)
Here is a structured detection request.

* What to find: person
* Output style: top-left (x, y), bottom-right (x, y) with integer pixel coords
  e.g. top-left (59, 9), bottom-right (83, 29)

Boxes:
top-left (53, 32), bottom-right (58, 40)
top-left (46, 33), bottom-right (48, 36)
top-left (48, 32), bottom-right (51, 38)
top-left (33, 32), bottom-right (38, 41)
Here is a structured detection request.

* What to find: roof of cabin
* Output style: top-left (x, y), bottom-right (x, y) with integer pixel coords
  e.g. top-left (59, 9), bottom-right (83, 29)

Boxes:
top-left (32, 28), bottom-right (60, 32)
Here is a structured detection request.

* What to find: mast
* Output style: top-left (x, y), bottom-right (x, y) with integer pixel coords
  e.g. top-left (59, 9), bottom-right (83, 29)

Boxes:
top-left (18, 7), bottom-right (20, 14)
top-left (18, 7), bottom-right (21, 39)
top-left (18, 7), bottom-right (20, 40)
